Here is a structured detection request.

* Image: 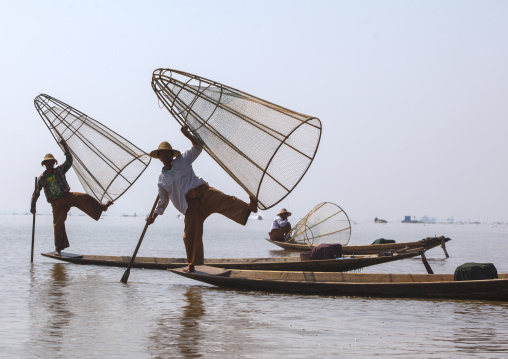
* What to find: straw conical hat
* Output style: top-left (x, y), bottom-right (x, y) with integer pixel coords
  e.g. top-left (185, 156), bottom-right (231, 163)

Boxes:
top-left (41, 153), bottom-right (58, 166)
top-left (149, 141), bottom-right (181, 159)
top-left (277, 208), bottom-right (292, 217)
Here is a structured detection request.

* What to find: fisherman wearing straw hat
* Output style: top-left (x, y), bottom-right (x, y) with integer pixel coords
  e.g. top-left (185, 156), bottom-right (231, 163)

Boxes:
top-left (146, 126), bottom-right (258, 273)
top-left (269, 208), bottom-right (292, 242)
top-left (30, 139), bottom-right (112, 256)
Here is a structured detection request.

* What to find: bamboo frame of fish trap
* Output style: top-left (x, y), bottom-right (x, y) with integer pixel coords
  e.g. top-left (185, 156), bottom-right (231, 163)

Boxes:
top-left (34, 94), bottom-right (151, 204)
top-left (287, 202), bottom-right (352, 246)
top-left (151, 68), bottom-right (322, 210)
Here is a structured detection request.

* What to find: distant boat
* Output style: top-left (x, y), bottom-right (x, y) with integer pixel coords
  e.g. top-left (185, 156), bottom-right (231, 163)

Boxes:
top-left (122, 213), bottom-right (137, 217)
top-left (266, 236), bottom-right (451, 257)
top-left (374, 217), bottom-right (387, 223)
top-left (250, 214), bottom-right (263, 220)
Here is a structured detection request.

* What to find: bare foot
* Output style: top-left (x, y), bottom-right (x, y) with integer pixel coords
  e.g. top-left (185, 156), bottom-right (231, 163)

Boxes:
top-left (54, 250), bottom-right (61, 257)
top-left (102, 201), bottom-right (113, 212)
top-left (183, 265), bottom-right (195, 273)
top-left (248, 196), bottom-right (258, 213)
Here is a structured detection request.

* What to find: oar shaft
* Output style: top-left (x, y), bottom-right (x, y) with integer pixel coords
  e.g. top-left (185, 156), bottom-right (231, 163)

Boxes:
top-left (31, 177), bottom-right (37, 263)
top-left (121, 195), bottom-right (159, 283)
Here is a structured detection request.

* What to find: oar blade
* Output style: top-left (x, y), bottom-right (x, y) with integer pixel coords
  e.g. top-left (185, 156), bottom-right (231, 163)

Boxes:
top-left (120, 269), bottom-right (130, 284)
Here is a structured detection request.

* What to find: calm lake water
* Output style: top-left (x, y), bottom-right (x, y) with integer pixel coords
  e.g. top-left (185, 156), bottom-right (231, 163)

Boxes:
top-left (1, 213), bottom-right (507, 358)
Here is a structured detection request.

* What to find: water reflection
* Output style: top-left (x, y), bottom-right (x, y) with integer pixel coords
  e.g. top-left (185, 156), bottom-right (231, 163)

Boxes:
top-left (28, 264), bottom-right (73, 354)
top-left (178, 287), bottom-right (206, 358)
top-left (45, 264), bottom-right (73, 336)
top-left (149, 287), bottom-right (205, 358)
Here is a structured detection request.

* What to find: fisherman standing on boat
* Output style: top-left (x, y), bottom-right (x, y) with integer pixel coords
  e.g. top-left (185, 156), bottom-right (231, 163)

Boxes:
top-left (146, 126), bottom-right (258, 273)
top-left (30, 139), bottom-right (113, 256)
top-left (269, 208), bottom-right (292, 242)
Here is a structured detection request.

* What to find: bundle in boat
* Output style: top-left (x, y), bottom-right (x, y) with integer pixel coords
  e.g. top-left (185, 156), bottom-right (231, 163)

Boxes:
top-left (151, 69), bottom-right (322, 210)
top-left (34, 94), bottom-right (151, 203)
top-left (288, 202), bottom-right (351, 246)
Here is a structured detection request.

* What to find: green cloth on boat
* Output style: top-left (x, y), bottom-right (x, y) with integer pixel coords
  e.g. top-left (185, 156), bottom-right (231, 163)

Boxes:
top-left (371, 238), bottom-right (396, 245)
top-left (453, 262), bottom-right (498, 281)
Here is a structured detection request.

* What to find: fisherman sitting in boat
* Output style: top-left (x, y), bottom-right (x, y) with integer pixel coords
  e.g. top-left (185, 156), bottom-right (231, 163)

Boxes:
top-left (269, 208), bottom-right (292, 242)
top-left (30, 139), bottom-right (113, 256)
top-left (145, 126), bottom-right (258, 273)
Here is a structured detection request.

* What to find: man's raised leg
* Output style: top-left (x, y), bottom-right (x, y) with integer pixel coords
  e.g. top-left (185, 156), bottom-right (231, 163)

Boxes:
top-left (69, 192), bottom-right (107, 221)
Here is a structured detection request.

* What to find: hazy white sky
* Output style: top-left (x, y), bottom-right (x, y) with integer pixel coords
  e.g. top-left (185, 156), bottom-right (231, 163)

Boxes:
top-left (1, 0), bottom-right (507, 222)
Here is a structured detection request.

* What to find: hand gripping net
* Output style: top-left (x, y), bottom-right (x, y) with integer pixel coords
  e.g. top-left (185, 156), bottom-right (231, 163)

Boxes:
top-left (151, 69), bottom-right (322, 210)
top-left (34, 94), bottom-right (151, 203)
top-left (287, 202), bottom-right (351, 246)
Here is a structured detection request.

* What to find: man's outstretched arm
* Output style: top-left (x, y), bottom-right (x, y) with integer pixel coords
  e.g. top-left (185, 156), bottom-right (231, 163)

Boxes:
top-left (181, 126), bottom-right (201, 147)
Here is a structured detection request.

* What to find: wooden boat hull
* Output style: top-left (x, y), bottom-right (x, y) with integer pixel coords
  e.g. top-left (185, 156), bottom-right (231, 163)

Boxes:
top-left (267, 236), bottom-right (451, 255)
top-left (170, 266), bottom-right (508, 301)
top-left (41, 249), bottom-right (423, 272)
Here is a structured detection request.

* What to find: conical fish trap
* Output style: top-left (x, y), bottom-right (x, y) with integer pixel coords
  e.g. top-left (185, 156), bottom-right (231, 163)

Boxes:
top-left (34, 94), bottom-right (151, 203)
top-left (151, 69), bottom-right (322, 210)
top-left (288, 202), bottom-right (351, 246)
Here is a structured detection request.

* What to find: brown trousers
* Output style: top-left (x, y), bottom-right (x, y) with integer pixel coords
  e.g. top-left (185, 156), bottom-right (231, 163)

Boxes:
top-left (269, 223), bottom-right (291, 241)
top-left (51, 192), bottom-right (104, 251)
top-left (184, 185), bottom-right (251, 266)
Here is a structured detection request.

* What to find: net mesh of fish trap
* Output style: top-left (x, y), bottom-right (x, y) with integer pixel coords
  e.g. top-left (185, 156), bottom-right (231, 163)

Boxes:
top-left (34, 94), bottom-right (151, 203)
top-left (287, 202), bottom-right (351, 246)
top-left (151, 69), bottom-right (322, 210)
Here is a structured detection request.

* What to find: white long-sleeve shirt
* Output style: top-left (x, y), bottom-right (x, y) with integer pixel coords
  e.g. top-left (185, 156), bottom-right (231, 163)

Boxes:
top-left (154, 145), bottom-right (207, 216)
top-left (270, 216), bottom-right (289, 230)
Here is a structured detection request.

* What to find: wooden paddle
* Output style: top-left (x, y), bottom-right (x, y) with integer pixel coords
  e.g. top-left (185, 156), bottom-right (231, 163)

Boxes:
top-left (31, 177), bottom-right (37, 263)
top-left (120, 195), bottom-right (159, 283)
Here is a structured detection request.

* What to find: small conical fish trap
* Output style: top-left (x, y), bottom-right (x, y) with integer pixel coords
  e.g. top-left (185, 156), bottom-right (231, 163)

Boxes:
top-left (151, 69), bottom-right (322, 210)
top-left (34, 94), bottom-right (151, 203)
top-left (288, 202), bottom-right (351, 246)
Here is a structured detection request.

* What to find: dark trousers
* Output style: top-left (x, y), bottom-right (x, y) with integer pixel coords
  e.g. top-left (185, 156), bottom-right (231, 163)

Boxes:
top-left (269, 223), bottom-right (291, 241)
top-left (51, 192), bottom-right (104, 251)
top-left (184, 185), bottom-right (251, 266)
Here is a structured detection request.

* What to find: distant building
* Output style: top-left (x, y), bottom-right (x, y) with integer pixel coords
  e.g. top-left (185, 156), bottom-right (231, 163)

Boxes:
top-left (401, 216), bottom-right (421, 223)
top-left (420, 215), bottom-right (436, 224)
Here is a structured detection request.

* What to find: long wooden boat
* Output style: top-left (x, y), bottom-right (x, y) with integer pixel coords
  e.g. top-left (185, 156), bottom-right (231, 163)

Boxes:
top-left (266, 236), bottom-right (451, 256)
top-left (169, 266), bottom-right (508, 301)
top-left (41, 248), bottom-right (424, 272)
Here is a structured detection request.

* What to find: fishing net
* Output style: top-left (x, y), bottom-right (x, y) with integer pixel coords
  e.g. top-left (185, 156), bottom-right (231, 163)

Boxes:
top-left (287, 202), bottom-right (351, 246)
top-left (151, 69), bottom-right (322, 210)
top-left (34, 94), bottom-right (151, 203)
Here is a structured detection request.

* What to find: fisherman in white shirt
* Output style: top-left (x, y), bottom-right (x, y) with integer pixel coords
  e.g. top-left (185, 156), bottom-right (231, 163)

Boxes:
top-left (146, 126), bottom-right (258, 273)
top-left (269, 208), bottom-right (292, 242)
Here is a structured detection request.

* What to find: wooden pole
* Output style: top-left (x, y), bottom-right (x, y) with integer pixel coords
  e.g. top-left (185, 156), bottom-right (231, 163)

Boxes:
top-left (120, 195), bottom-right (159, 283)
top-left (420, 251), bottom-right (434, 274)
top-left (440, 237), bottom-right (450, 258)
top-left (31, 177), bottom-right (37, 263)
